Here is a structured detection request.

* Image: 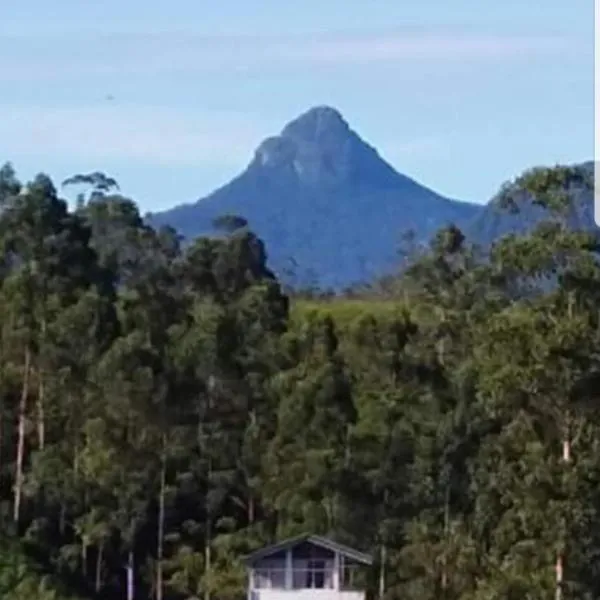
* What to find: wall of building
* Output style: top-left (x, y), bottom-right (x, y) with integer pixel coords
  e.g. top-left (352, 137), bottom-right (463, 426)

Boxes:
top-left (251, 589), bottom-right (365, 600)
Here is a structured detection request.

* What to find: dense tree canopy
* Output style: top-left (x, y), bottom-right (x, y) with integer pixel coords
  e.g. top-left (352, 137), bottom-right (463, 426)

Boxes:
top-left (0, 161), bottom-right (598, 600)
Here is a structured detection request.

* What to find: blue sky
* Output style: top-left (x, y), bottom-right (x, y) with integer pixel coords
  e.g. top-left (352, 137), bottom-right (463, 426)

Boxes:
top-left (0, 0), bottom-right (593, 212)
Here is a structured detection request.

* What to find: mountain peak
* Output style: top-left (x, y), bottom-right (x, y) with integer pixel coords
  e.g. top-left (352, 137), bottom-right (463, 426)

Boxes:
top-left (251, 105), bottom-right (397, 187)
top-left (281, 105), bottom-right (350, 143)
top-left (149, 105), bottom-right (483, 289)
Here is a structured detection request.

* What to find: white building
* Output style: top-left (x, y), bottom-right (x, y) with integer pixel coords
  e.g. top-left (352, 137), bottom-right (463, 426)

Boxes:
top-left (245, 534), bottom-right (372, 600)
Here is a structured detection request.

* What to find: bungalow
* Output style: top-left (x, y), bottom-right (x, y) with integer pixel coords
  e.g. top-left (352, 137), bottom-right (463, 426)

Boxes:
top-left (244, 534), bottom-right (372, 600)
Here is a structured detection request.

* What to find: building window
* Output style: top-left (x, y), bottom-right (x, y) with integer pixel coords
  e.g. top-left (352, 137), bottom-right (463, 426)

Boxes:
top-left (306, 560), bottom-right (326, 588)
top-left (253, 560), bottom-right (286, 589)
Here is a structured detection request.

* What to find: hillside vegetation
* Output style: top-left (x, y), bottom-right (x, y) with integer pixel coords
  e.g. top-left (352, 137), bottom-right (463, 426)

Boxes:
top-left (0, 161), bottom-right (597, 600)
top-left (0, 534), bottom-right (85, 599)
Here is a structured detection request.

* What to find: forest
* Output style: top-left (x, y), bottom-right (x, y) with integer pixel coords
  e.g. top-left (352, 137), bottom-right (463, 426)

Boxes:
top-left (0, 161), bottom-right (598, 600)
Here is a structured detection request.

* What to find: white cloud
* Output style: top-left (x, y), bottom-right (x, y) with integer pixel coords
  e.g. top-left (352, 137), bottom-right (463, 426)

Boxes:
top-left (0, 105), bottom-right (271, 166)
top-left (0, 30), bottom-right (579, 82)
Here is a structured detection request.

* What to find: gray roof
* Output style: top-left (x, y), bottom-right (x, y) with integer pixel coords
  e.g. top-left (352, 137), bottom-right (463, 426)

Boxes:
top-left (244, 534), bottom-right (372, 566)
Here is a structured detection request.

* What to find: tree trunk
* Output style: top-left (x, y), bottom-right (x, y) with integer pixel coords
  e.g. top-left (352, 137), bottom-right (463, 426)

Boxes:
top-left (36, 376), bottom-right (45, 450)
top-left (127, 549), bottom-right (135, 600)
top-left (0, 399), bottom-right (3, 474)
top-left (562, 428), bottom-right (571, 463)
top-left (95, 542), bottom-right (104, 593)
top-left (201, 384), bottom-right (213, 600)
top-left (0, 323), bottom-right (5, 474)
top-left (14, 346), bottom-right (31, 524)
top-left (156, 438), bottom-right (167, 600)
top-left (36, 317), bottom-right (47, 450)
top-left (204, 456), bottom-right (212, 600)
top-left (204, 536), bottom-right (211, 600)
top-left (556, 416), bottom-right (571, 600)
top-left (441, 484), bottom-right (450, 595)
top-left (379, 543), bottom-right (386, 600)
top-left (82, 542), bottom-right (88, 578)
top-left (556, 294), bottom-right (575, 600)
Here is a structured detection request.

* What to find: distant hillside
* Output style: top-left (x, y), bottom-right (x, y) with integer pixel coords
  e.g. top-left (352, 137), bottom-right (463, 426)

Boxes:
top-left (149, 106), bottom-right (481, 289)
top-left (467, 161), bottom-right (595, 245)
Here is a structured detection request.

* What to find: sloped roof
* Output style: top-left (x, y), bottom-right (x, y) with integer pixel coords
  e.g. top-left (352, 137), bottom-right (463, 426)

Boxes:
top-left (244, 534), bottom-right (372, 566)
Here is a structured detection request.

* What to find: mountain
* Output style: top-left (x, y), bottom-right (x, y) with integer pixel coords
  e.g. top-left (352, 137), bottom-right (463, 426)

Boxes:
top-left (149, 107), bottom-right (595, 288)
top-left (149, 106), bottom-right (481, 289)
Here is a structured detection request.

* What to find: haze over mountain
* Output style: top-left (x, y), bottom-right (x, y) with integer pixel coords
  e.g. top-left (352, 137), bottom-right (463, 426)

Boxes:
top-left (149, 106), bottom-right (481, 289)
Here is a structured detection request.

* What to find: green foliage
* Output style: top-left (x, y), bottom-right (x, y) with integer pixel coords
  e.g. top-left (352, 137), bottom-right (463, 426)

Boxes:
top-left (0, 163), bottom-right (597, 600)
top-left (0, 535), bottom-right (85, 599)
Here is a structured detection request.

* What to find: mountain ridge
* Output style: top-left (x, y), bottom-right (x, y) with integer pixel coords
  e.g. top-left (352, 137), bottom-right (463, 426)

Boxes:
top-left (149, 105), bottom-right (482, 288)
top-left (149, 106), bottom-right (595, 289)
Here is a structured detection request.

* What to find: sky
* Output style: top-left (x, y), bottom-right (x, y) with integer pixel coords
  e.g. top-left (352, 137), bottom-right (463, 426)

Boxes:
top-left (0, 1), bottom-right (594, 212)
